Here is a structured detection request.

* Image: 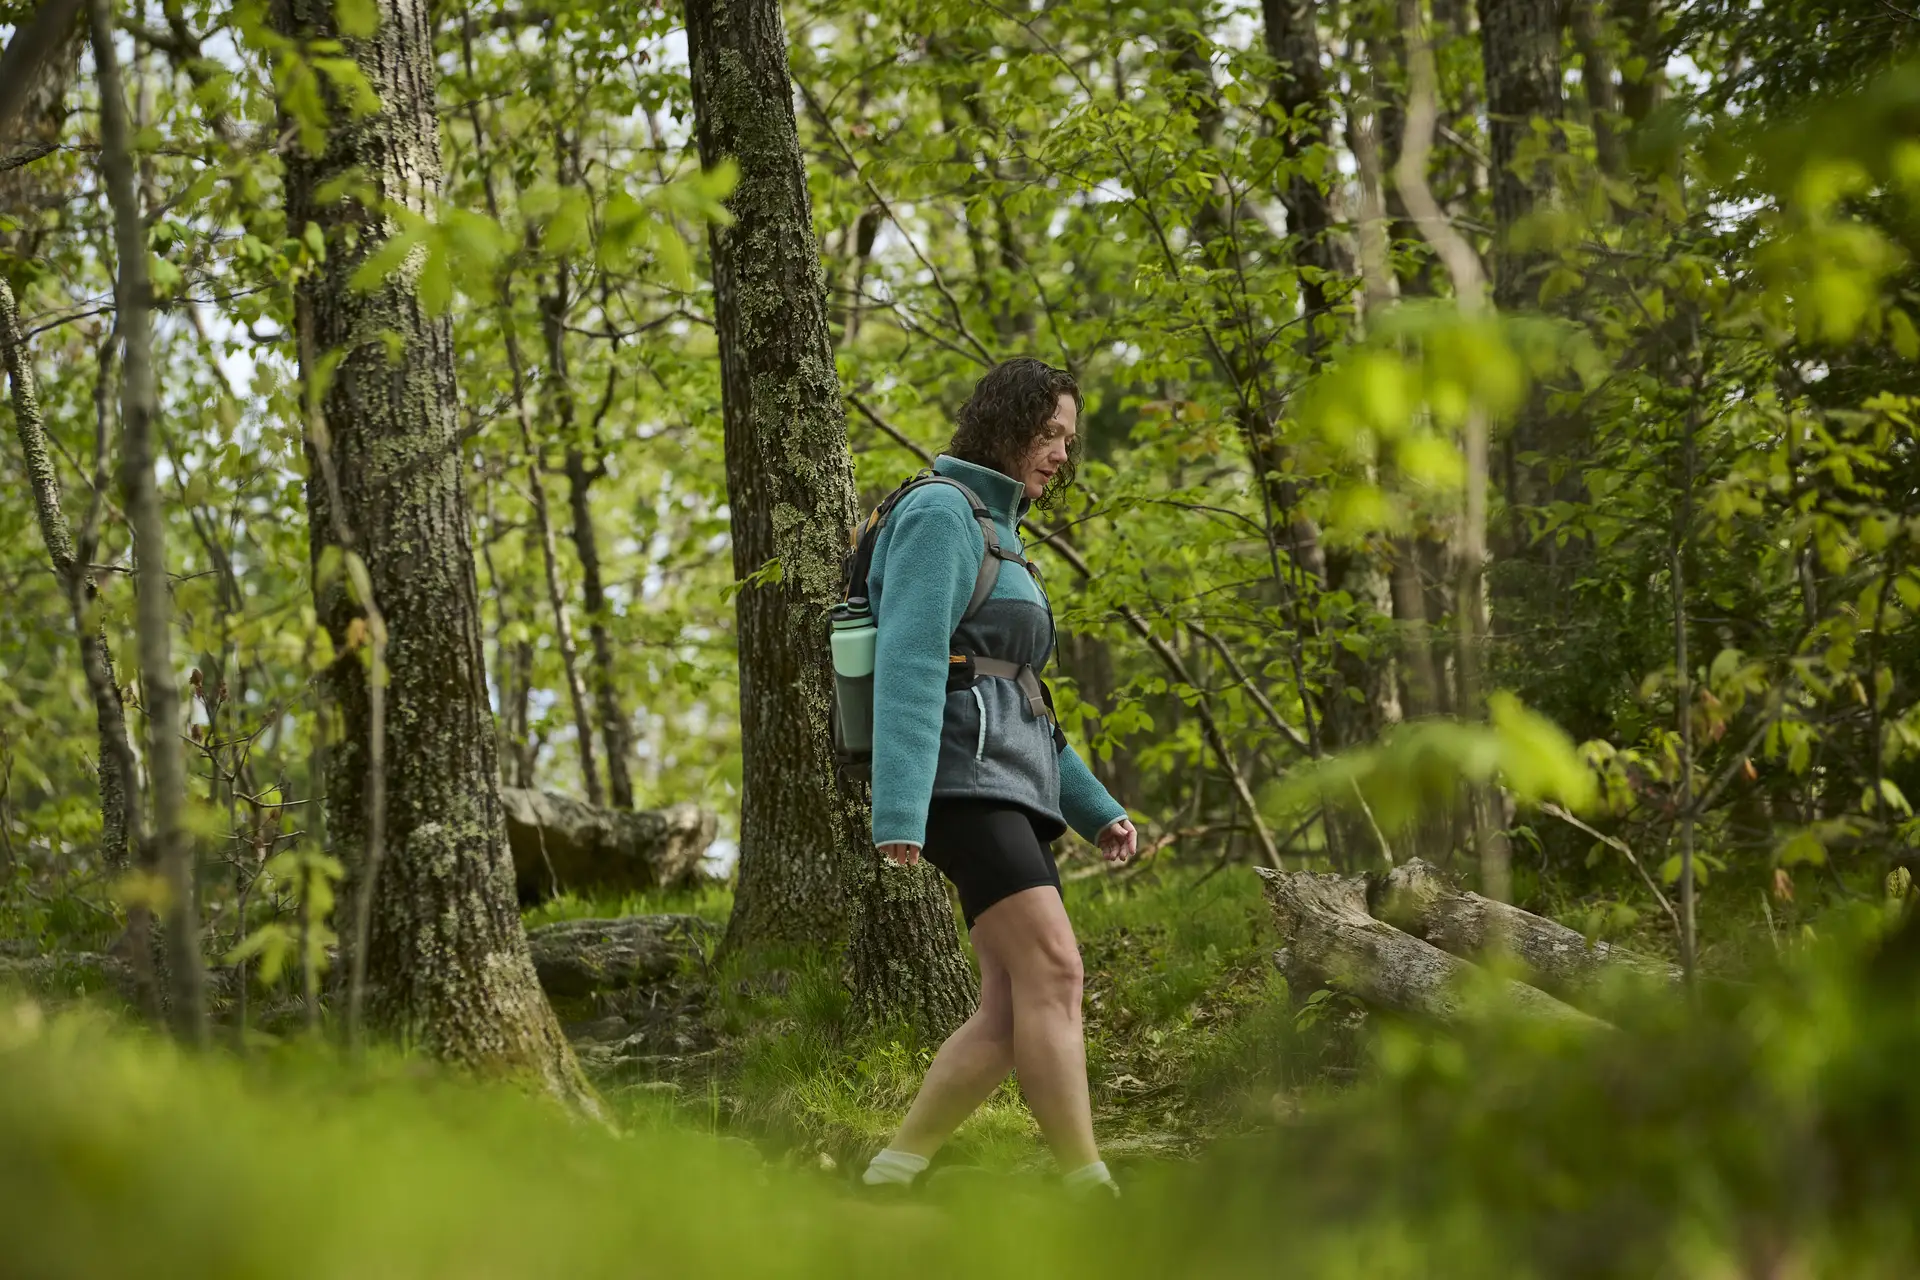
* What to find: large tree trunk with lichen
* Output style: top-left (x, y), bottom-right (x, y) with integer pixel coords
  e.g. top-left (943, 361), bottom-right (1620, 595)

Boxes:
top-left (273, 0), bottom-right (592, 1106)
top-left (1258, 867), bottom-right (1605, 1028)
top-left (683, 0), bottom-right (974, 1039)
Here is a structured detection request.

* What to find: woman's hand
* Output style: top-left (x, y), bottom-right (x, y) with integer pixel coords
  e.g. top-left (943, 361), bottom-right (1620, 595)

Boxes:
top-left (1096, 817), bottom-right (1137, 865)
top-left (877, 842), bottom-right (922, 867)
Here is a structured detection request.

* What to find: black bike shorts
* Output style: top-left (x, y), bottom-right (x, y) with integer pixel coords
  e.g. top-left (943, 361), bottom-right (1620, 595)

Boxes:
top-left (921, 797), bottom-right (1066, 929)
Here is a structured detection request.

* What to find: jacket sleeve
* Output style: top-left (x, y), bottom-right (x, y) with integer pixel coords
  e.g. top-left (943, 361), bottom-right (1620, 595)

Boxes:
top-left (1058, 740), bottom-right (1127, 843)
top-left (868, 493), bottom-right (979, 849)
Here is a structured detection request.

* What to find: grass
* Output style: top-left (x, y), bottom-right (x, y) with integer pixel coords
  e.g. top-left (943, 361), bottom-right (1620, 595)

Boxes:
top-left (694, 860), bottom-right (1343, 1170)
top-left (510, 860), bottom-right (1346, 1169)
top-left (8, 898), bottom-right (1920, 1278)
top-left (520, 880), bottom-right (737, 930)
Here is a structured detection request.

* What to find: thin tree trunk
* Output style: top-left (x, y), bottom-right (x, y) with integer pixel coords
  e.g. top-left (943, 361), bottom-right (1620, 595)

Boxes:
top-left (89, 0), bottom-right (206, 1042)
top-left (0, 278), bottom-right (133, 873)
top-left (684, 0), bottom-right (974, 1037)
top-left (1615, 0), bottom-right (1666, 128)
top-left (562, 443), bottom-right (635, 809)
top-left (1480, 0), bottom-right (1562, 313)
top-left (274, 0), bottom-right (594, 1107)
top-left (545, 259), bottom-right (636, 810)
top-left (1480, 0), bottom-right (1572, 567)
top-left (1262, 0), bottom-right (1343, 360)
top-left (454, 26), bottom-right (601, 808)
top-left (508, 351), bottom-right (602, 807)
top-left (1672, 313), bottom-right (1699, 980)
top-left (1397, 0), bottom-right (1508, 901)
top-left (1266, 7), bottom-right (1397, 851)
top-left (1570, 0), bottom-right (1626, 177)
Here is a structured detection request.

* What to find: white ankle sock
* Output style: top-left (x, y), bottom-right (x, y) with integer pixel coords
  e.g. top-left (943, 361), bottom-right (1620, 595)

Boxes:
top-left (862, 1148), bottom-right (929, 1186)
top-left (1062, 1159), bottom-right (1117, 1194)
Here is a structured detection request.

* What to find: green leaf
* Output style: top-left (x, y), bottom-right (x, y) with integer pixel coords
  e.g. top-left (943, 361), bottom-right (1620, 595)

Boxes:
top-left (1778, 828), bottom-right (1827, 867)
top-left (417, 241), bottom-right (452, 315)
top-left (335, 0), bottom-right (379, 38)
top-left (348, 224), bottom-right (425, 293)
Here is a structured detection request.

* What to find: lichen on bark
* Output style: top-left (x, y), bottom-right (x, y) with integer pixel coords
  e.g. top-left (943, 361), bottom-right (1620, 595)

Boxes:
top-left (272, 0), bottom-right (595, 1110)
top-left (684, 0), bottom-right (974, 1037)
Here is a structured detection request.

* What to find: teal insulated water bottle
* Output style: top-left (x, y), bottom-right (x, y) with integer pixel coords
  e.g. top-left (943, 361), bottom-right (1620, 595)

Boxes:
top-left (830, 599), bottom-right (877, 761)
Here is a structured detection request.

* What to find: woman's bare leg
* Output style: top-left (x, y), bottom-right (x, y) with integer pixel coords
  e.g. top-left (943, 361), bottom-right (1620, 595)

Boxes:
top-left (887, 943), bottom-right (1014, 1159)
top-left (969, 885), bottom-right (1099, 1171)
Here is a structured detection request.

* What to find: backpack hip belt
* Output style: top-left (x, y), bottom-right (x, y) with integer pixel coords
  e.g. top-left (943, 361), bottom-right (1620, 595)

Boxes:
top-left (947, 654), bottom-right (1067, 752)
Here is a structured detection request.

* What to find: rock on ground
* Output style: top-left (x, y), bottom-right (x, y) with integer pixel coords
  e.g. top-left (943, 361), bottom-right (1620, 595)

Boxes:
top-left (502, 789), bottom-right (716, 902)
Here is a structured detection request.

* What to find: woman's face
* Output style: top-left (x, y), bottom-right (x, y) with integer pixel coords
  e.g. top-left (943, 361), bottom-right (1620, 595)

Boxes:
top-left (1017, 394), bottom-right (1078, 501)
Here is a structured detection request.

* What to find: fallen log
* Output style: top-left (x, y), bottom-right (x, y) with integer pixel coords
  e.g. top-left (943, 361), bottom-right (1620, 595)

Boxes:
top-left (1256, 867), bottom-right (1606, 1029)
top-left (501, 789), bottom-right (715, 902)
top-left (1371, 859), bottom-right (1682, 997)
top-left (524, 914), bottom-right (717, 999)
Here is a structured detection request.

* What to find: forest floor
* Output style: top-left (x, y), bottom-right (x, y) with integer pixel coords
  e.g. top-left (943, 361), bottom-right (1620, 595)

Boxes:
top-left (6, 853), bottom-right (1917, 1277)
top-left (524, 857), bottom-right (1369, 1175)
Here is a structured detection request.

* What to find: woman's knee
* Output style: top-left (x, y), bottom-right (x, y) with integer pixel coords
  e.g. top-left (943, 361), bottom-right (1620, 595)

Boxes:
top-left (974, 887), bottom-right (1084, 1010)
top-left (1013, 935), bottom-right (1083, 1010)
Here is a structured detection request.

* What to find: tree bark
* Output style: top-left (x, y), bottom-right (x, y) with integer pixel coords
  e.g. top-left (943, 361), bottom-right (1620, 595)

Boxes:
top-left (1262, 0), bottom-right (1344, 360)
top-left (1570, 0), bottom-right (1626, 177)
top-left (273, 0), bottom-right (593, 1106)
top-left (1372, 859), bottom-right (1681, 996)
top-left (1258, 867), bottom-right (1604, 1027)
top-left (1480, 0), bottom-right (1575, 564)
top-left (1614, 0), bottom-right (1666, 129)
top-left (89, 0), bottom-right (206, 1044)
top-left (683, 0), bottom-right (974, 1036)
top-left (562, 444), bottom-right (635, 810)
top-left (1479, 0), bottom-right (1562, 314)
top-left (0, 278), bottom-right (132, 875)
top-left (508, 344), bottom-right (602, 807)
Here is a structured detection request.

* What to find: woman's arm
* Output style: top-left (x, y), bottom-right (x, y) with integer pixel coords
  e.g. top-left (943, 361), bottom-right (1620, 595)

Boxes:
top-left (869, 494), bottom-right (978, 850)
top-left (1058, 741), bottom-right (1127, 844)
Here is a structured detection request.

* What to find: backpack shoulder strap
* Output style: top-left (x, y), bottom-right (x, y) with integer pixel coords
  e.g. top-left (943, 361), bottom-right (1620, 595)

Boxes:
top-left (849, 473), bottom-right (1013, 623)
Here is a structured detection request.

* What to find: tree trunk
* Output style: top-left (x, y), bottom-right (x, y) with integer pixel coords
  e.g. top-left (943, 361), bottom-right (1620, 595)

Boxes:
top-left (1480, 0), bottom-right (1573, 557)
top-left (273, 0), bottom-right (593, 1106)
top-left (683, 0), bottom-right (974, 1036)
top-left (1570, 0), bottom-right (1626, 177)
top-left (0, 278), bottom-right (132, 874)
top-left (1373, 858), bottom-right (1681, 996)
top-left (1615, 0), bottom-right (1666, 129)
top-left (561, 442), bottom-right (636, 810)
top-left (89, 0), bottom-right (206, 1043)
top-left (1262, 0), bottom-right (1344, 360)
top-left (1258, 867), bottom-right (1604, 1027)
top-left (1480, 0), bottom-right (1562, 313)
top-left (0, 0), bottom-right (83, 263)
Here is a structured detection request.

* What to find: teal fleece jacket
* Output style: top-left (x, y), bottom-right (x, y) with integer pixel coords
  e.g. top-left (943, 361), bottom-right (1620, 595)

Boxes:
top-left (866, 455), bottom-right (1127, 850)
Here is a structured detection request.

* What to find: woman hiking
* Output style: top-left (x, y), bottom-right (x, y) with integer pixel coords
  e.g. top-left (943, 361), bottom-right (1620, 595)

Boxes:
top-left (856, 357), bottom-right (1137, 1199)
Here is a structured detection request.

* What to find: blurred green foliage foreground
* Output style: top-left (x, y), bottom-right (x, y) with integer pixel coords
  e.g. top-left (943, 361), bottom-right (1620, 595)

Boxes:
top-left (5, 899), bottom-right (1920, 1279)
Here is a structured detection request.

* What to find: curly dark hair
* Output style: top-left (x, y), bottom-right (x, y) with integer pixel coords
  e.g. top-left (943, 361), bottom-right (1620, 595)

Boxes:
top-left (946, 357), bottom-right (1083, 508)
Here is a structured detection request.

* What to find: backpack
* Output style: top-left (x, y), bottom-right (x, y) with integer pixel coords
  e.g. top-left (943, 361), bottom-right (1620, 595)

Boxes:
top-left (829, 471), bottom-right (1062, 781)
